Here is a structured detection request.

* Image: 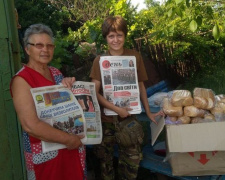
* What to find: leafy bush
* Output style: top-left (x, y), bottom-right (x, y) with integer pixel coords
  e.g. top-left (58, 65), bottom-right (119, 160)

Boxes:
top-left (16, 0), bottom-right (225, 91)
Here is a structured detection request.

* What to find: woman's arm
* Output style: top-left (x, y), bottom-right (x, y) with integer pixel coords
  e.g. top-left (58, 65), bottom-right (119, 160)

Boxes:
top-left (11, 76), bottom-right (83, 149)
top-left (139, 81), bottom-right (164, 124)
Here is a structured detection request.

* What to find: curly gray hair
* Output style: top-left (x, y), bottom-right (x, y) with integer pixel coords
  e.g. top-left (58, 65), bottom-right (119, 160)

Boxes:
top-left (23, 23), bottom-right (54, 47)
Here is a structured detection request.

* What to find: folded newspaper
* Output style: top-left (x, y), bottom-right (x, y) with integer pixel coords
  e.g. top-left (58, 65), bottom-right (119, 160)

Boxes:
top-left (30, 81), bottom-right (102, 153)
top-left (71, 81), bottom-right (102, 145)
top-left (99, 56), bottom-right (142, 115)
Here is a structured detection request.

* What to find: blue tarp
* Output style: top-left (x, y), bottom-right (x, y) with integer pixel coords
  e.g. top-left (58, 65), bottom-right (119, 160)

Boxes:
top-left (146, 80), bottom-right (171, 98)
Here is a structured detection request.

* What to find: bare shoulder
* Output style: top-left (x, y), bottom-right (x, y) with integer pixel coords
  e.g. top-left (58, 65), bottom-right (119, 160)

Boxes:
top-left (11, 76), bottom-right (36, 118)
top-left (11, 75), bottom-right (28, 85)
top-left (11, 76), bottom-right (31, 97)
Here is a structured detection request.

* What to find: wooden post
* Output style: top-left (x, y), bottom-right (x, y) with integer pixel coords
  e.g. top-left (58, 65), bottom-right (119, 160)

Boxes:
top-left (0, 0), bottom-right (25, 179)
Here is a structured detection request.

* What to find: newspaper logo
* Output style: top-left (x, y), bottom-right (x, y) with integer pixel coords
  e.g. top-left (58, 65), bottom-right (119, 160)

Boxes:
top-left (35, 94), bottom-right (44, 104)
top-left (102, 60), bottom-right (110, 69)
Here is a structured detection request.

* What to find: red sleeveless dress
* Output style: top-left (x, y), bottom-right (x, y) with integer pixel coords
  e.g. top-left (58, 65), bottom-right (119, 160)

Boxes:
top-left (11, 65), bottom-right (86, 180)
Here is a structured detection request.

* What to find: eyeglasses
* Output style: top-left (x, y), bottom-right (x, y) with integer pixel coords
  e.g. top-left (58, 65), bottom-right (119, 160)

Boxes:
top-left (28, 43), bottom-right (55, 50)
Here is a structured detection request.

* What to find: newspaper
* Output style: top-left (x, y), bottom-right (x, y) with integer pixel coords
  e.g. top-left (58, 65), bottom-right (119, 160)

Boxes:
top-left (71, 81), bottom-right (102, 145)
top-left (99, 56), bottom-right (142, 115)
top-left (30, 85), bottom-right (87, 153)
top-left (30, 82), bottom-right (102, 153)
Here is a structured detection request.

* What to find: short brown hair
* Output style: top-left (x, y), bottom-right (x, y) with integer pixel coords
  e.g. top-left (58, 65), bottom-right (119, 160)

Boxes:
top-left (102, 16), bottom-right (128, 38)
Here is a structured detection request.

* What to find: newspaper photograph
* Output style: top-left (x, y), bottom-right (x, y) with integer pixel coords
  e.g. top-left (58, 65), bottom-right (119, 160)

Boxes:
top-left (71, 81), bottom-right (102, 145)
top-left (99, 56), bottom-right (142, 115)
top-left (30, 85), bottom-right (87, 153)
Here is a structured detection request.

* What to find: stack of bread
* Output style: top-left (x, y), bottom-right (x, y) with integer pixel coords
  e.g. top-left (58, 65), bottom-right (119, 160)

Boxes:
top-left (211, 94), bottom-right (225, 121)
top-left (163, 88), bottom-right (225, 124)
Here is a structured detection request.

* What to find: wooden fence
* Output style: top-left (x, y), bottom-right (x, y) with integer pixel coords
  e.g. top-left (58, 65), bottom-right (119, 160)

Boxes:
top-left (136, 41), bottom-right (201, 88)
top-left (64, 41), bottom-right (204, 89)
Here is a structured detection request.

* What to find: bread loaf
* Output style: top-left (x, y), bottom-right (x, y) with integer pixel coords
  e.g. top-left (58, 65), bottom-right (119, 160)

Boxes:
top-left (191, 115), bottom-right (215, 123)
top-left (210, 106), bottom-right (224, 115)
top-left (193, 97), bottom-right (207, 109)
top-left (193, 88), bottom-right (215, 100)
top-left (210, 103), bottom-right (225, 122)
top-left (182, 96), bottom-right (193, 106)
top-left (191, 117), bottom-right (204, 124)
top-left (214, 112), bottom-right (225, 122)
top-left (177, 116), bottom-right (191, 124)
top-left (184, 106), bottom-right (206, 117)
top-left (193, 88), bottom-right (216, 110)
top-left (206, 97), bottom-right (215, 110)
top-left (168, 116), bottom-right (177, 122)
top-left (163, 98), bottom-right (183, 117)
top-left (171, 90), bottom-right (193, 107)
top-left (215, 94), bottom-right (225, 103)
top-left (204, 113), bottom-right (215, 122)
top-left (219, 102), bottom-right (225, 110)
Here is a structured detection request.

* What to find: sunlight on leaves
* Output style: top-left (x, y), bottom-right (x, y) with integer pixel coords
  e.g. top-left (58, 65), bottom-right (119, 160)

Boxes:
top-left (168, 8), bottom-right (173, 17)
top-left (213, 24), bottom-right (220, 40)
top-left (189, 20), bottom-right (198, 32)
top-left (175, 0), bottom-right (183, 5)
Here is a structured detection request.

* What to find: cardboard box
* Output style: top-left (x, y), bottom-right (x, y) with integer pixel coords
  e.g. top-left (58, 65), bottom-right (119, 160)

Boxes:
top-left (169, 151), bottom-right (225, 176)
top-left (166, 122), bottom-right (225, 152)
top-left (151, 117), bottom-right (225, 176)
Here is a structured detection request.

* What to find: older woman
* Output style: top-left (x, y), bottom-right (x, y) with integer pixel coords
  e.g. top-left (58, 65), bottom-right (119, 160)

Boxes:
top-left (10, 24), bottom-right (85, 180)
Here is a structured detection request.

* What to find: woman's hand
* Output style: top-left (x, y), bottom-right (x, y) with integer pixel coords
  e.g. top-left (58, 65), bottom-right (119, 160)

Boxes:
top-left (66, 134), bottom-right (84, 150)
top-left (116, 107), bottom-right (133, 118)
top-left (61, 77), bottom-right (76, 89)
top-left (147, 110), bottom-right (165, 124)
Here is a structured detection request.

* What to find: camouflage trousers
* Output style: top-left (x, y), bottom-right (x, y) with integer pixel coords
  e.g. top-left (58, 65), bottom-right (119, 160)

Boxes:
top-left (94, 121), bottom-right (143, 180)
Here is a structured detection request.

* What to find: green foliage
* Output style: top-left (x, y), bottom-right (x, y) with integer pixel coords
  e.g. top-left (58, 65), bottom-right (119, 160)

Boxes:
top-left (129, 13), bottom-right (154, 46)
top-left (44, 0), bottom-right (116, 23)
top-left (213, 24), bottom-right (220, 40)
top-left (51, 33), bottom-right (74, 69)
top-left (179, 57), bottom-right (225, 94)
top-left (142, 0), bottom-right (224, 44)
top-left (63, 0), bottom-right (139, 53)
top-left (175, 0), bottom-right (183, 5)
top-left (15, 0), bottom-right (66, 34)
top-left (145, 0), bottom-right (160, 8)
top-left (16, 0), bottom-right (225, 91)
top-left (189, 20), bottom-right (198, 32)
top-left (138, 0), bottom-right (225, 92)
